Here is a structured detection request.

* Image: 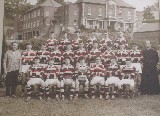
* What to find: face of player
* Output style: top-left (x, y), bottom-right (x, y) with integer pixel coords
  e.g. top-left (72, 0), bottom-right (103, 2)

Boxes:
top-left (51, 33), bottom-right (55, 38)
top-left (107, 46), bottom-right (111, 51)
top-left (48, 60), bottom-right (54, 65)
top-left (67, 45), bottom-right (72, 50)
top-left (26, 45), bottom-right (32, 51)
top-left (12, 43), bottom-right (18, 51)
top-left (64, 33), bottom-right (68, 39)
top-left (126, 61), bottom-right (131, 67)
top-left (118, 32), bottom-right (123, 38)
top-left (34, 59), bottom-right (40, 65)
top-left (41, 45), bottom-right (46, 51)
top-left (93, 43), bottom-right (98, 49)
top-left (133, 46), bottom-right (138, 50)
top-left (79, 43), bottom-right (83, 49)
top-left (111, 59), bottom-right (116, 65)
top-left (65, 59), bottom-right (70, 65)
top-left (120, 44), bottom-right (125, 50)
top-left (104, 33), bottom-right (109, 38)
top-left (96, 57), bottom-right (101, 64)
top-left (76, 32), bottom-right (80, 38)
top-left (145, 41), bottom-right (151, 49)
top-left (80, 59), bottom-right (85, 64)
top-left (54, 45), bottom-right (58, 50)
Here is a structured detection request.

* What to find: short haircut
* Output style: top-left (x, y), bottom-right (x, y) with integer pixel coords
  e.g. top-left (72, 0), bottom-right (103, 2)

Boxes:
top-left (26, 43), bottom-right (32, 46)
top-left (11, 42), bottom-right (18, 45)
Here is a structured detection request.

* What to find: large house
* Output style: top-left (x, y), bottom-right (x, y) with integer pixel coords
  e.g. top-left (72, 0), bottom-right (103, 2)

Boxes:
top-left (18, 0), bottom-right (136, 40)
top-left (55, 0), bottom-right (136, 32)
top-left (18, 0), bottom-right (61, 40)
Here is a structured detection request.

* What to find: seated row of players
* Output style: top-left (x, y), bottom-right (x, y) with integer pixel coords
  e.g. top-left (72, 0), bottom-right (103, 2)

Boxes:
top-left (25, 56), bottom-right (137, 102)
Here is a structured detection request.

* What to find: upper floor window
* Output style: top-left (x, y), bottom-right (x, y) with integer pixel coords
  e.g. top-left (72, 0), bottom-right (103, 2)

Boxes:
top-left (28, 13), bottom-right (30, 19)
top-left (118, 8), bottom-right (122, 15)
top-left (37, 9), bottom-right (40, 16)
top-left (87, 7), bottom-right (92, 16)
top-left (128, 11), bottom-right (132, 20)
top-left (28, 22), bottom-right (30, 29)
top-left (34, 11), bottom-right (37, 18)
top-left (98, 7), bottom-right (102, 16)
top-left (109, 7), bottom-right (113, 18)
top-left (45, 11), bottom-right (49, 17)
top-left (33, 21), bottom-right (36, 28)
top-left (37, 20), bottom-right (40, 27)
top-left (65, 10), bottom-right (68, 15)
top-left (25, 23), bottom-right (27, 29)
top-left (31, 22), bottom-right (33, 28)
top-left (23, 16), bottom-right (25, 21)
top-left (25, 15), bottom-right (28, 21)
top-left (74, 9), bottom-right (77, 15)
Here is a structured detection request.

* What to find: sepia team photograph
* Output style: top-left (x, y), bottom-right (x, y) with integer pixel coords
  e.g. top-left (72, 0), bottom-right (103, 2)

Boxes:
top-left (0, 0), bottom-right (160, 115)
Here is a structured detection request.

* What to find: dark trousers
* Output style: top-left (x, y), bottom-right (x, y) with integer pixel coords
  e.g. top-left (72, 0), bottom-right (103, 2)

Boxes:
top-left (6, 70), bottom-right (19, 96)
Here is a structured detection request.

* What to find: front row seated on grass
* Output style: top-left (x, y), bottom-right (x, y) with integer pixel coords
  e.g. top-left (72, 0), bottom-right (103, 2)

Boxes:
top-left (25, 56), bottom-right (138, 102)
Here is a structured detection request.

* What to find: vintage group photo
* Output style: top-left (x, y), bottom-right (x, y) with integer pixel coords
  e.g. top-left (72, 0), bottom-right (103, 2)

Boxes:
top-left (1, 0), bottom-right (160, 115)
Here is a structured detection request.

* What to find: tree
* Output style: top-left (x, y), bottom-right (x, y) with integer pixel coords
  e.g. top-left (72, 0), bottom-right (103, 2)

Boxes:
top-left (5, 0), bottom-right (32, 18)
top-left (37, 0), bottom-right (64, 5)
top-left (143, 7), bottom-right (155, 21)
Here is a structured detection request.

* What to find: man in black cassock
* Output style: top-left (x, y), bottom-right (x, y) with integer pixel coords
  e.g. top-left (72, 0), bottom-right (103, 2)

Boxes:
top-left (140, 40), bottom-right (159, 95)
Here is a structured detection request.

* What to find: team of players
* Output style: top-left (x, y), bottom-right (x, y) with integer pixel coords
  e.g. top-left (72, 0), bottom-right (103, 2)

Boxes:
top-left (21, 31), bottom-right (143, 102)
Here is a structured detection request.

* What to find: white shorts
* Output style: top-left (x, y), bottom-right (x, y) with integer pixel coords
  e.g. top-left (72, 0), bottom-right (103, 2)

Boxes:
top-left (119, 79), bottom-right (135, 89)
top-left (90, 76), bottom-right (105, 85)
top-left (27, 78), bottom-right (45, 87)
top-left (45, 79), bottom-right (61, 88)
top-left (105, 76), bottom-right (120, 87)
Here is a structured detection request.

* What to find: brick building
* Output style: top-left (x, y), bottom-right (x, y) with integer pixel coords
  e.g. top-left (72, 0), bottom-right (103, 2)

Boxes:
top-left (55, 0), bottom-right (136, 32)
top-left (18, 0), bottom-right (61, 40)
top-left (134, 23), bottom-right (160, 44)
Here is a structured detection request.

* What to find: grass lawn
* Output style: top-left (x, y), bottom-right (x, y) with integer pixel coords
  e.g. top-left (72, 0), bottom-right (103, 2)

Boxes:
top-left (0, 87), bottom-right (159, 116)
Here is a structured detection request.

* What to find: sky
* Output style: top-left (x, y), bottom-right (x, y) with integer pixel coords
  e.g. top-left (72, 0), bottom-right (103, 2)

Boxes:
top-left (27, 0), bottom-right (158, 11)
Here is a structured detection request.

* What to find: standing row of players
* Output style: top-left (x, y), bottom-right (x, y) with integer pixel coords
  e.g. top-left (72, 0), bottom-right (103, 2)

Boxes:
top-left (21, 31), bottom-right (143, 102)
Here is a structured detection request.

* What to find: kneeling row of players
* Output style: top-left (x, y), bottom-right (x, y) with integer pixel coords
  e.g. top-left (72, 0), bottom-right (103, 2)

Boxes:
top-left (25, 56), bottom-right (139, 102)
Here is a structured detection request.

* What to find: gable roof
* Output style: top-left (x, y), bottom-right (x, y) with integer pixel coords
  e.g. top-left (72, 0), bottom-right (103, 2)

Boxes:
top-left (136, 23), bottom-right (160, 32)
top-left (76, 0), bottom-right (136, 9)
top-left (149, 3), bottom-right (159, 11)
top-left (25, 0), bottom-right (62, 13)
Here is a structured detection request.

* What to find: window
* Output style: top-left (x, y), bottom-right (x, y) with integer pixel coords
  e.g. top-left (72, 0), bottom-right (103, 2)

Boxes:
top-left (136, 16), bottom-right (139, 21)
top-left (33, 21), bottom-right (36, 28)
top-left (98, 7), bottom-right (102, 16)
top-left (28, 13), bottom-right (30, 19)
top-left (45, 11), bottom-right (49, 17)
top-left (34, 11), bottom-right (37, 18)
top-left (23, 16), bottom-right (25, 21)
top-left (87, 7), bottom-right (92, 15)
top-left (31, 22), bottom-right (33, 28)
top-left (65, 10), bottom-right (68, 15)
top-left (128, 11), bottom-right (132, 20)
top-left (74, 9), bottom-right (77, 15)
top-left (25, 15), bottom-right (28, 21)
top-left (23, 24), bottom-right (25, 30)
top-left (109, 7), bottom-right (113, 18)
top-left (28, 22), bottom-right (30, 29)
top-left (118, 8), bottom-right (122, 15)
top-left (37, 20), bottom-right (39, 27)
top-left (37, 9), bottom-right (40, 16)
top-left (31, 12), bottom-right (34, 18)
top-left (25, 23), bottom-right (27, 29)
